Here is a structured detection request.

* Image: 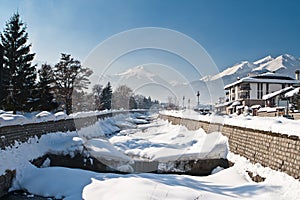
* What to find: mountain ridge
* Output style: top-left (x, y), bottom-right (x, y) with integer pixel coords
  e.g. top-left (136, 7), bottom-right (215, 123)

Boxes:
top-left (204, 53), bottom-right (300, 85)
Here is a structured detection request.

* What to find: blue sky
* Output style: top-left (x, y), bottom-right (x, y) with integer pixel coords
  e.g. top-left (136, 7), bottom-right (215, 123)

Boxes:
top-left (1, 0), bottom-right (300, 72)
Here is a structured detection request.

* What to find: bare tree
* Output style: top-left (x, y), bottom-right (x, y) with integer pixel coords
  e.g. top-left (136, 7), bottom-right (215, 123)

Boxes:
top-left (53, 53), bottom-right (93, 114)
top-left (92, 84), bottom-right (103, 110)
top-left (112, 85), bottom-right (133, 110)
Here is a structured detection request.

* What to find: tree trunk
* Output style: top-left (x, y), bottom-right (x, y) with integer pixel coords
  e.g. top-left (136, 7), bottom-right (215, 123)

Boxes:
top-left (66, 97), bottom-right (72, 115)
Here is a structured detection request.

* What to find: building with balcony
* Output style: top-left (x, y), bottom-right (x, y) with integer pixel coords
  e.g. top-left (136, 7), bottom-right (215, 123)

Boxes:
top-left (224, 72), bottom-right (300, 114)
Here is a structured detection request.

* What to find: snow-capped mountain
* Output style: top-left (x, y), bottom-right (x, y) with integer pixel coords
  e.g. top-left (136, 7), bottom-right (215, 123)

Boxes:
top-left (253, 55), bottom-right (273, 65)
top-left (115, 65), bottom-right (156, 81)
top-left (211, 61), bottom-right (255, 80)
top-left (103, 65), bottom-right (218, 104)
top-left (253, 54), bottom-right (300, 74)
top-left (201, 61), bottom-right (256, 85)
top-left (203, 54), bottom-right (300, 85)
top-left (96, 54), bottom-right (299, 104)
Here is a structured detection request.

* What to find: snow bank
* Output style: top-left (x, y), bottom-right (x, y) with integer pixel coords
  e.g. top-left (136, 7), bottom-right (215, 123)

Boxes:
top-left (0, 131), bottom-right (82, 175)
top-left (54, 111), bottom-right (69, 120)
top-left (0, 110), bottom-right (144, 127)
top-left (11, 162), bottom-right (291, 200)
top-left (110, 119), bottom-right (228, 162)
top-left (162, 110), bottom-right (300, 137)
top-left (0, 113), bottom-right (28, 126)
top-left (228, 152), bottom-right (300, 200)
top-left (0, 111), bottom-right (67, 127)
top-left (35, 111), bottom-right (56, 122)
top-left (85, 138), bottom-right (133, 163)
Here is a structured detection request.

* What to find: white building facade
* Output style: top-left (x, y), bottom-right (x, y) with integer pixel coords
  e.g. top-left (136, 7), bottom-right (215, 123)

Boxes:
top-left (224, 72), bottom-right (300, 107)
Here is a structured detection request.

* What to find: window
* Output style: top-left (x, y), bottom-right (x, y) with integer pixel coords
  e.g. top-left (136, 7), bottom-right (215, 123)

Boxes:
top-left (257, 83), bottom-right (260, 99)
top-left (260, 84), bottom-right (263, 99)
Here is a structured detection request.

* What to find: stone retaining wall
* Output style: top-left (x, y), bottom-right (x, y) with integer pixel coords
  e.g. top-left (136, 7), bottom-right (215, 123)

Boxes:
top-left (0, 111), bottom-right (146, 149)
top-left (0, 170), bottom-right (15, 197)
top-left (258, 111), bottom-right (300, 120)
top-left (0, 110), bottom-right (146, 197)
top-left (159, 114), bottom-right (300, 179)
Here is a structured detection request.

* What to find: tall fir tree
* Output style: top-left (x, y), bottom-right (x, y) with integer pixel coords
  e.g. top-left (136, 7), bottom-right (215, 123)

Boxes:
top-left (1, 13), bottom-right (36, 113)
top-left (36, 64), bottom-right (58, 111)
top-left (100, 82), bottom-right (112, 110)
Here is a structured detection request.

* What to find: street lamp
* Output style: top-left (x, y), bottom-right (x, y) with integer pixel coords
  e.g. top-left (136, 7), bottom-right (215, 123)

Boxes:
top-left (196, 91), bottom-right (200, 107)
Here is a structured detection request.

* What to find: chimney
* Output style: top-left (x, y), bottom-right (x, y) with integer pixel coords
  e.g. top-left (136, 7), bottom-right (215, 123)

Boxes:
top-left (295, 70), bottom-right (300, 80)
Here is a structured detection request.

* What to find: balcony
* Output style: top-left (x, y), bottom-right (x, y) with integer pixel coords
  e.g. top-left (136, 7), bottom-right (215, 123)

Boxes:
top-left (239, 94), bottom-right (249, 99)
top-left (239, 91), bottom-right (250, 99)
top-left (239, 84), bottom-right (251, 91)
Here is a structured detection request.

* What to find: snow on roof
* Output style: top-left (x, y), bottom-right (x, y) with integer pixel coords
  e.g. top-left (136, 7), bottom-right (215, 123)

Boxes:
top-left (285, 87), bottom-right (300, 98)
top-left (215, 101), bottom-right (232, 108)
top-left (252, 72), bottom-right (295, 80)
top-left (231, 101), bottom-right (241, 106)
top-left (236, 105), bottom-right (244, 109)
top-left (224, 72), bottom-right (300, 89)
top-left (262, 86), bottom-right (294, 100)
top-left (258, 107), bottom-right (277, 113)
top-left (250, 105), bottom-right (261, 109)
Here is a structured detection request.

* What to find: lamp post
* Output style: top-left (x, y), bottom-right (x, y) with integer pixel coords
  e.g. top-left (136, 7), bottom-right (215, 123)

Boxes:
top-left (188, 98), bottom-right (190, 110)
top-left (196, 91), bottom-right (200, 108)
top-left (182, 96), bottom-right (185, 109)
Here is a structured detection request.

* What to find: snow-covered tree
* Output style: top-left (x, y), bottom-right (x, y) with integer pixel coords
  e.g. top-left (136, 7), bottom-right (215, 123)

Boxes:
top-left (1, 13), bottom-right (37, 113)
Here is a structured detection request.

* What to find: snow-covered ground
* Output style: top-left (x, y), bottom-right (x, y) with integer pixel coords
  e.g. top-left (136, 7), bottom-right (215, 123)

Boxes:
top-left (8, 152), bottom-right (300, 200)
top-left (0, 109), bottom-right (144, 127)
top-left (0, 110), bottom-right (69, 127)
top-left (109, 119), bottom-right (228, 162)
top-left (161, 110), bottom-right (300, 137)
top-left (1, 112), bottom-right (300, 199)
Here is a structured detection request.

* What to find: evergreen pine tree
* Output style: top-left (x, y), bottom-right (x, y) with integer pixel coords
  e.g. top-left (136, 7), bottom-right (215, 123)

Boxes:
top-left (1, 13), bottom-right (36, 113)
top-left (36, 64), bottom-right (58, 111)
top-left (100, 82), bottom-right (112, 110)
top-left (129, 96), bottom-right (137, 109)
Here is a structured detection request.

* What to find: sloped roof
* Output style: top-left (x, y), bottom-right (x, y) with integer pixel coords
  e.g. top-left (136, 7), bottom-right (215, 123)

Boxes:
top-left (224, 72), bottom-right (300, 89)
top-left (285, 87), bottom-right (300, 98)
top-left (262, 86), bottom-right (294, 100)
